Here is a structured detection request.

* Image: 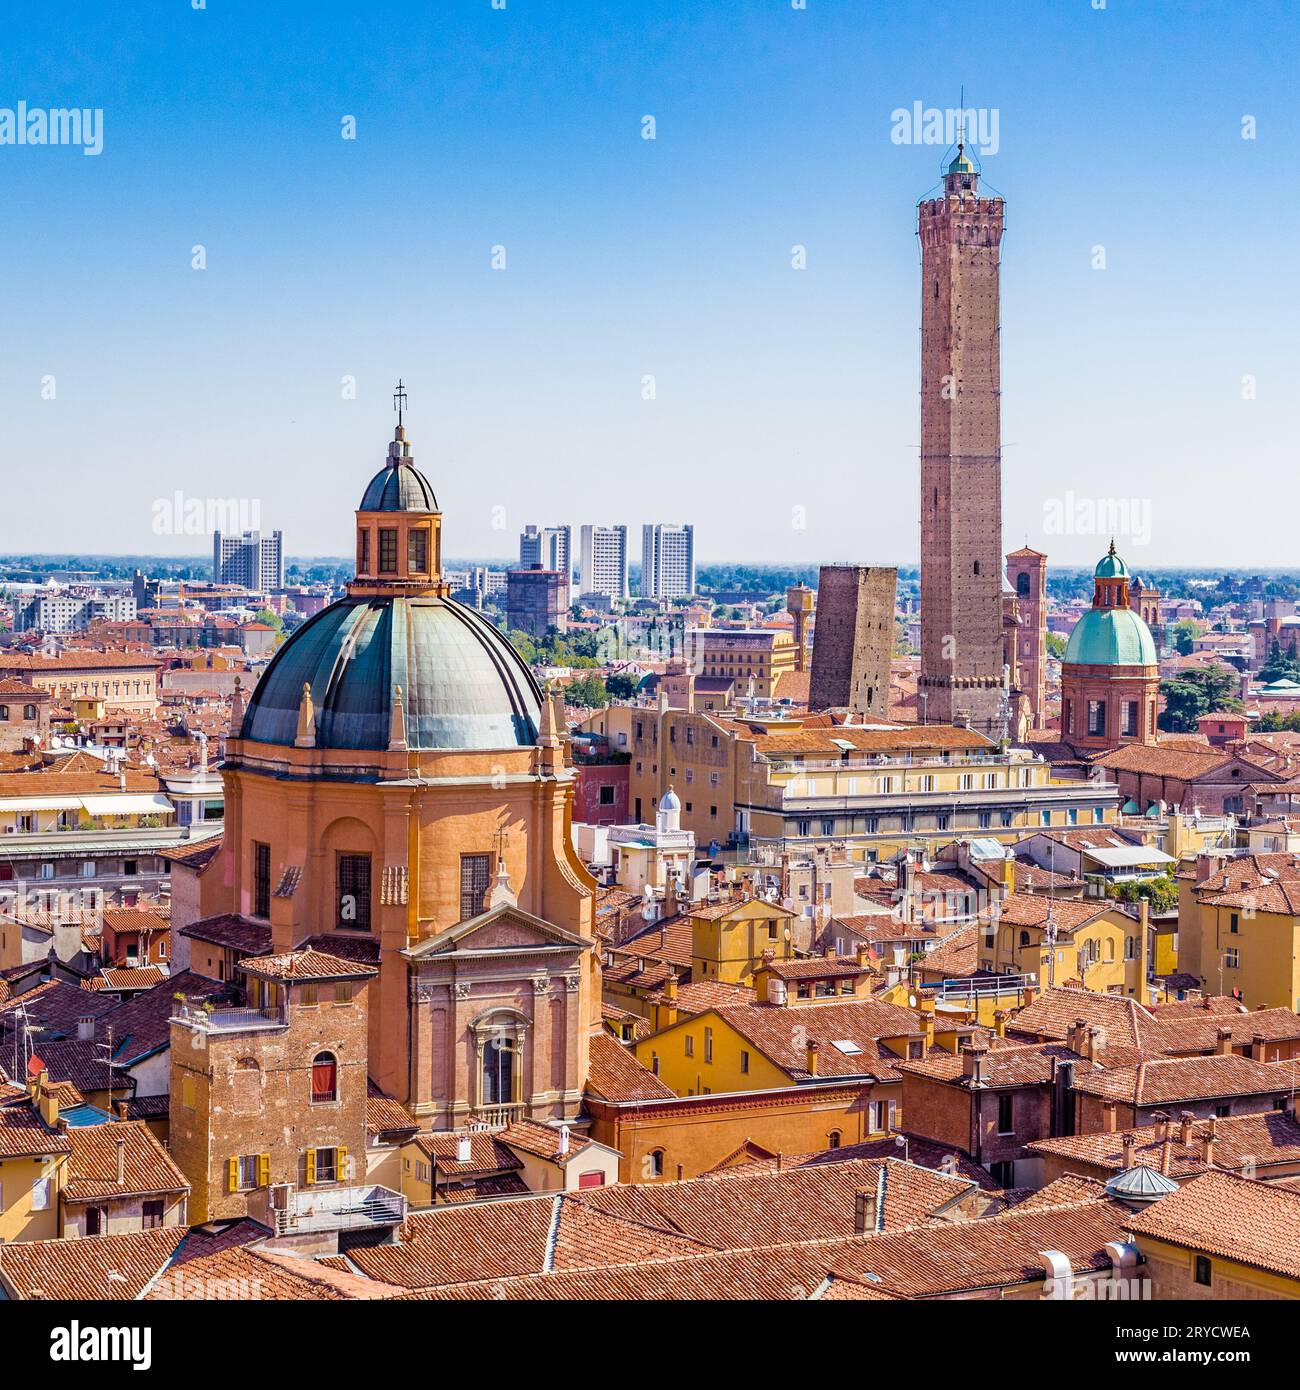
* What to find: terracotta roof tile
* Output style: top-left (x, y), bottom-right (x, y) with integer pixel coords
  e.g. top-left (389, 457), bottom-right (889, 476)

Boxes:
top-left (0, 1225), bottom-right (183, 1300)
top-left (585, 1031), bottom-right (675, 1102)
top-left (63, 1121), bottom-right (189, 1202)
top-left (1126, 1168), bottom-right (1300, 1280)
top-left (238, 949), bottom-right (377, 982)
top-left (1071, 1054), bottom-right (1292, 1107)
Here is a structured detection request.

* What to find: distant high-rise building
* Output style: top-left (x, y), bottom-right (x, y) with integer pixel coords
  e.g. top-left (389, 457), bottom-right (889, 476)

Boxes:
top-left (519, 525), bottom-right (572, 579)
top-left (808, 566), bottom-right (896, 717)
top-left (918, 140), bottom-right (1006, 734)
top-left (579, 525), bottom-right (629, 600)
top-left (507, 566), bottom-right (569, 638)
top-left (213, 530), bottom-right (284, 591)
top-left (641, 524), bottom-right (695, 599)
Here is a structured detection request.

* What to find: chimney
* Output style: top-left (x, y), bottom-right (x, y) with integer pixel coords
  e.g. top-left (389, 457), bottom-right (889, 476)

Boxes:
top-left (1252, 1033), bottom-right (1269, 1062)
top-left (1152, 1110), bottom-right (1170, 1143)
top-left (993, 1009), bottom-right (1008, 1039)
top-left (854, 1187), bottom-right (879, 1234)
top-left (1178, 1110), bottom-right (1195, 1145)
top-left (1199, 1129), bottom-right (1216, 1168)
top-left (456, 1135), bottom-right (472, 1163)
top-left (77, 1016), bottom-right (95, 1042)
top-left (663, 972), bottom-right (679, 1004)
top-left (1216, 1028), bottom-right (1233, 1057)
top-left (805, 1039), bottom-right (820, 1075)
top-left (961, 1043), bottom-right (987, 1086)
top-left (1121, 1133), bottom-right (1136, 1170)
top-left (558, 1125), bottom-right (570, 1158)
top-left (1160, 1133), bottom-right (1173, 1177)
top-left (116, 1135), bottom-right (126, 1186)
top-left (1021, 983), bottom-right (1036, 1008)
top-left (115, 1100), bottom-right (129, 1120)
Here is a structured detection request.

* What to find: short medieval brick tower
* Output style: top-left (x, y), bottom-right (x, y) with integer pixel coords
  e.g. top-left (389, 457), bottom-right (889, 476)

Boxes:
top-left (1006, 547), bottom-right (1048, 730)
top-left (918, 140), bottom-right (1007, 735)
top-left (168, 949), bottom-right (376, 1230)
top-left (1060, 542), bottom-right (1159, 754)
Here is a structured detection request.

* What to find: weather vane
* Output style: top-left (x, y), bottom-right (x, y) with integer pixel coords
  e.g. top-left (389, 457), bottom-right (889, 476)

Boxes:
top-left (393, 378), bottom-right (408, 426)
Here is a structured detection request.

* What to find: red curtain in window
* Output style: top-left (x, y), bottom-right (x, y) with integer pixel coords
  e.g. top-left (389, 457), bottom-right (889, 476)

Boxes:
top-left (311, 1058), bottom-right (336, 1101)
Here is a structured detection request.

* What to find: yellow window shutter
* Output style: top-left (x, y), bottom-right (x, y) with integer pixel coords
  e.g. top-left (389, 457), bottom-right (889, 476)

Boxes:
top-left (305, 1147), bottom-right (316, 1186)
top-left (338, 1146), bottom-right (349, 1183)
top-left (257, 1153), bottom-right (270, 1187)
top-left (227, 1156), bottom-right (239, 1192)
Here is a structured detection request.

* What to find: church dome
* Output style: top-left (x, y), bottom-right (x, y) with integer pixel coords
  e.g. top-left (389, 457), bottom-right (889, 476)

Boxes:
top-left (240, 595), bottom-right (542, 751)
top-left (1063, 607), bottom-right (1157, 668)
top-left (1094, 543), bottom-right (1129, 580)
top-left (358, 421), bottom-right (439, 513)
top-left (359, 459), bottom-right (438, 513)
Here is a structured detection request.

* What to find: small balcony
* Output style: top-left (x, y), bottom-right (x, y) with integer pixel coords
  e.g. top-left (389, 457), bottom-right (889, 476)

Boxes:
top-left (271, 1183), bottom-right (406, 1236)
top-left (470, 1103), bottom-right (526, 1131)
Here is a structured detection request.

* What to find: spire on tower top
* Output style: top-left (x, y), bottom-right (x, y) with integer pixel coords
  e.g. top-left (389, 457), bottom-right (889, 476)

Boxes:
top-left (393, 378), bottom-right (408, 427)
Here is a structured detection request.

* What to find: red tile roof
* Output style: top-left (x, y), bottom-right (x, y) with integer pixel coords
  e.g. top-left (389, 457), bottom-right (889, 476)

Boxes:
top-left (1126, 1168), bottom-right (1300, 1280)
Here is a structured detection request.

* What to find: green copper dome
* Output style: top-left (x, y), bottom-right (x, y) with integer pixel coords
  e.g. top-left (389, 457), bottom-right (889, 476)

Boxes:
top-left (241, 596), bottom-right (542, 751)
top-left (1094, 541), bottom-right (1129, 579)
top-left (948, 149), bottom-right (975, 175)
top-left (1064, 606), bottom-right (1157, 668)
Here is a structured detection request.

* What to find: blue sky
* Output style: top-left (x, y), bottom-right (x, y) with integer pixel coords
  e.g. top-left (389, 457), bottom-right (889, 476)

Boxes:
top-left (1, 0), bottom-right (1296, 567)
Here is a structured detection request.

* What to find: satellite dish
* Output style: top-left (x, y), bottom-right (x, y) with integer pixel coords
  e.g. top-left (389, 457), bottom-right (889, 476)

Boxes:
top-left (908, 994), bottom-right (918, 1008)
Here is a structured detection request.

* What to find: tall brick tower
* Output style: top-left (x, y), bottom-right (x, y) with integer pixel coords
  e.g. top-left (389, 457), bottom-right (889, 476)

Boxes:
top-left (918, 139), bottom-right (1006, 734)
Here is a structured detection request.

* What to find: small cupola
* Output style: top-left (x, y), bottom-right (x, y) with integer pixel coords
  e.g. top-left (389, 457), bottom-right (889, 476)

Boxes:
top-left (351, 381), bottom-right (446, 596)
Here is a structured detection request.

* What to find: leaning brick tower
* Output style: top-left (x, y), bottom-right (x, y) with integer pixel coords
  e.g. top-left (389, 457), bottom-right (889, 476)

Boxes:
top-left (917, 137), bottom-right (1006, 734)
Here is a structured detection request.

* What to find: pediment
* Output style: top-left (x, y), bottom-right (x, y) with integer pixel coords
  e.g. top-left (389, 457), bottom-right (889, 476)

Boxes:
top-left (404, 904), bottom-right (590, 960)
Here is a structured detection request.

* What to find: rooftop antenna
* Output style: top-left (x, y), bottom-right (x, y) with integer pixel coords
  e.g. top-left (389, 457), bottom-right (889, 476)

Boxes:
top-left (96, 1025), bottom-right (115, 1117)
top-left (393, 378), bottom-right (408, 428)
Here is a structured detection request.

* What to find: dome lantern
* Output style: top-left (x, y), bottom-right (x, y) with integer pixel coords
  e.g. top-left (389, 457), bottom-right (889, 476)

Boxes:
top-left (352, 382), bottom-right (446, 598)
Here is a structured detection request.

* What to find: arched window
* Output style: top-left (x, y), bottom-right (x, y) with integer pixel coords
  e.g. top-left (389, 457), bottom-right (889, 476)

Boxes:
top-left (1016, 571), bottom-right (1030, 596)
top-left (648, 1149), bottom-right (665, 1177)
top-left (233, 1057), bottom-right (261, 1115)
top-left (1019, 930), bottom-right (1031, 948)
top-left (482, 1036), bottom-right (515, 1106)
top-left (311, 1051), bottom-right (337, 1104)
top-left (472, 1008), bottom-right (529, 1116)
top-left (827, 1130), bottom-right (842, 1150)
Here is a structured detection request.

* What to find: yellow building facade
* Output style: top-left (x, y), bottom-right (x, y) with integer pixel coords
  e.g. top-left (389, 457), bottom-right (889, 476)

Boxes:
top-left (579, 706), bottom-right (1119, 860)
